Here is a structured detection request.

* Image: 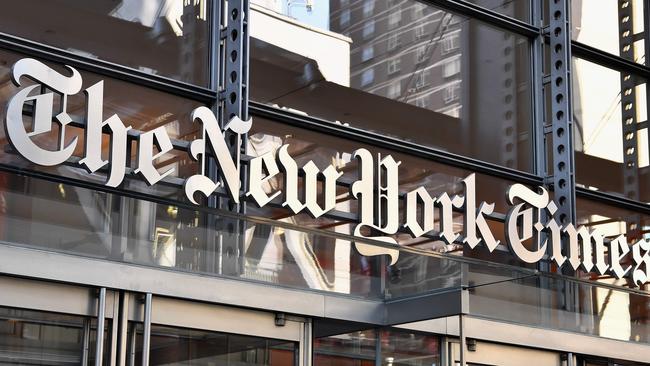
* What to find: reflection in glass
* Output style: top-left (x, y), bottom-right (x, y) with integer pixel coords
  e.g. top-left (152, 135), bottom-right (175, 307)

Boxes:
top-left (572, 58), bottom-right (649, 202)
top-left (314, 329), bottom-right (377, 366)
top-left (0, 48), bottom-right (202, 201)
top-left (249, 116), bottom-right (524, 267)
top-left (250, 0), bottom-right (533, 172)
top-left (0, 1), bottom-right (210, 85)
top-left (572, 0), bottom-right (646, 65)
top-left (0, 171), bottom-right (386, 299)
top-left (128, 324), bottom-right (296, 366)
top-left (380, 329), bottom-right (440, 366)
top-left (313, 328), bottom-right (440, 366)
top-left (0, 306), bottom-right (111, 365)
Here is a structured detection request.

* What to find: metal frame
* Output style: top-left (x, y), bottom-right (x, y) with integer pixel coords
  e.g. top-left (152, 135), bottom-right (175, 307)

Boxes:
top-left (0, 0), bottom-right (650, 363)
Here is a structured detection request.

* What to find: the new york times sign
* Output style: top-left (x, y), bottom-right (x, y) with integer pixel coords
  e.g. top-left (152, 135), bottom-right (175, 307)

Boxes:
top-left (5, 58), bottom-right (650, 287)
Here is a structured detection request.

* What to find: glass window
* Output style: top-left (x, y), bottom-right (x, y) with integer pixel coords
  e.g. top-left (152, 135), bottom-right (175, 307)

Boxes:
top-left (248, 116), bottom-right (529, 267)
top-left (388, 10), bottom-right (402, 29)
top-left (380, 329), bottom-right (440, 366)
top-left (361, 68), bottom-right (375, 86)
top-left (572, 57), bottom-right (649, 202)
top-left (363, 21), bottom-right (375, 39)
top-left (387, 33), bottom-right (401, 51)
top-left (0, 306), bottom-right (110, 365)
top-left (387, 58), bottom-right (401, 74)
top-left (340, 8), bottom-right (351, 28)
top-left (0, 49), bottom-right (202, 202)
top-left (571, 0), bottom-right (646, 65)
top-left (468, 0), bottom-right (531, 22)
top-left (442, 33), bottom-right (460, 55)
top-left (129, 324), bottom-right (296, 366)
top-left (363, 0), bottom-right (375, 16)
top-left (250, 1), bottom-right (534, 172)
top-left (413, 2), bottom-right (426, 18)
top-left (414, 24), bottom-right (426, 40)
top-left (314, 328), bottom-right (440, 365)
top-left (314, 329), bottom-right (377, 365)
top-left (442, 58), bottom-right (461, 78)
top-left (362, 46), bottom-right (374, 62)
top-left (416, 46), bottom-right (428, 63)
top-left (0, 1), bottom-right (211, 86)
top-left (387, 82), bottom-right (402, 99)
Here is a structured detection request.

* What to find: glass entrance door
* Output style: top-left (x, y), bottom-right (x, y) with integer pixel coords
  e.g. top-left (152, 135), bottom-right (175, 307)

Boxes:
top-left (127, 324), bottom-right (296, 366)
top-left (122, 294), bottom-right (304, 366)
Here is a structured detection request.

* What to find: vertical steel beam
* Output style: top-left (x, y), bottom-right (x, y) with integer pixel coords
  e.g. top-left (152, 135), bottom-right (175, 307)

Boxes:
top-left (547, 0), bottom-right (576, 225)
top-left (214, 0), bottom-right (250, 276)
top-left (618, 0), bottom-right (640, 202)
top-left (96, 288), bottom-right (106, 366)
top-left (141, 293), bottom-right (152, 366)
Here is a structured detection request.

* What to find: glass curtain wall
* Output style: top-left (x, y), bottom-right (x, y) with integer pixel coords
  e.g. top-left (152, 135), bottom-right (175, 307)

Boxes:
top-left (314, 328), bottom-right (440, 366)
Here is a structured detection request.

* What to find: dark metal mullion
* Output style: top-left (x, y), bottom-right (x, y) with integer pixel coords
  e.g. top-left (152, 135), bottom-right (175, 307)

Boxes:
top-left (646, 0), bottom-right (650, 188)
top-left (250, 102), bottom-right (543, 186)
top-left (422, 0), bottom-right (540, 38)
top-left (576, 187), bottom-right (650, 216)
top-left (572, 40), bottom-right (650, 78)
top-left (0, 33), bottom-right (216, 103)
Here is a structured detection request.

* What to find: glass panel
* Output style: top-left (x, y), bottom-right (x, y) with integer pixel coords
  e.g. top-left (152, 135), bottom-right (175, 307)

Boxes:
top-left (379, 329), bottom-right (440, 366)
top-left (0, 171), bottom-right (387, 299)
top-left (576, 197), bottom-right (650, 288)
top-left (468, 269), bottom-right (650, 344)
top-left (572, 57), bottom-right (649, 202)
top-left (0, 48), bottom-right (202, 202)
top-left (314, 328), bottom-right (441, 366)
top-left (0, 1), bottom-right (210, 85)
top-left (313, 329), bottom-right (377, 366)
top-left (468, 0), bottom-right (531, 22)
top-left (249, 116), bottom-right (531, 267)
top-left (250, 0), bottom-right (533, 172)
top-left (129, 324), bottom-right (296, 366)
top-left (0, 306), bottom-right (111, 365)
top-left (571, 0), bottom-right (646, 65)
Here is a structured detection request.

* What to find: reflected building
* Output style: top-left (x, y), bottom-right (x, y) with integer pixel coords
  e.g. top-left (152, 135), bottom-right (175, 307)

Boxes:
top-left (330, 0), bottom-right (464, 119)
top-left (328, 0), bottom-right (532, 171)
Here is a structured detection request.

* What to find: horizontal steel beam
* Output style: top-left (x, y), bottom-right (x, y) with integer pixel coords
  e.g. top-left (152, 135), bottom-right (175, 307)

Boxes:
top-left (424, 0), bottom-right (540, 38)
top-left (0, 33), bottom-right (217, 103)
top-left (572, 41), bottom-right (650, 79)
top-left (250, 102), bottom-right (544, 187)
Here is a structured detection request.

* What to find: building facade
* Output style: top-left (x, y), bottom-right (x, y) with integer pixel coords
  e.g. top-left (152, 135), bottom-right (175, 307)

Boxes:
top-left (0, 0), bottom-right (648, 365)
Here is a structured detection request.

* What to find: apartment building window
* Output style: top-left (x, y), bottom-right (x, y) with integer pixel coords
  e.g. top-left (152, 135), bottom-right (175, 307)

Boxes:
top-left (361, 68), bottom-right (375, 86)
top-left (363, 0), bottom-right (374, 16)
top-left (442, 58), bottom-right (461, 78)
top-left (340, 0), bottom-right (349, 6)
top-left (415, 24), bottom-right (426, 39)
top-left (340, 9), bottom-right (350, 27)
top-left (415, 70), bottom-right (429, 89)
top-left (387, 58), bottom-right (401, 74)
top-left (387, 33), bottom-right (400, 51)
top-left (443, 83), bottom-right (460, 103)
top-left (388, 10), bottom-right (402, 28)
top-left (413, 2), bottom-right (426, 18)
top-left (363, 21), bottom-right (375, 39)
top-left (441, 33), bottom-right (459, 55)
top-left (387, 82), bottom-right (401, 99)
top-left (416, 45), bottom-right (428, 63)
top-left (415, 97), bottom-right (428, 109)
top-left (362, 45), bottom-right (374, 62)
